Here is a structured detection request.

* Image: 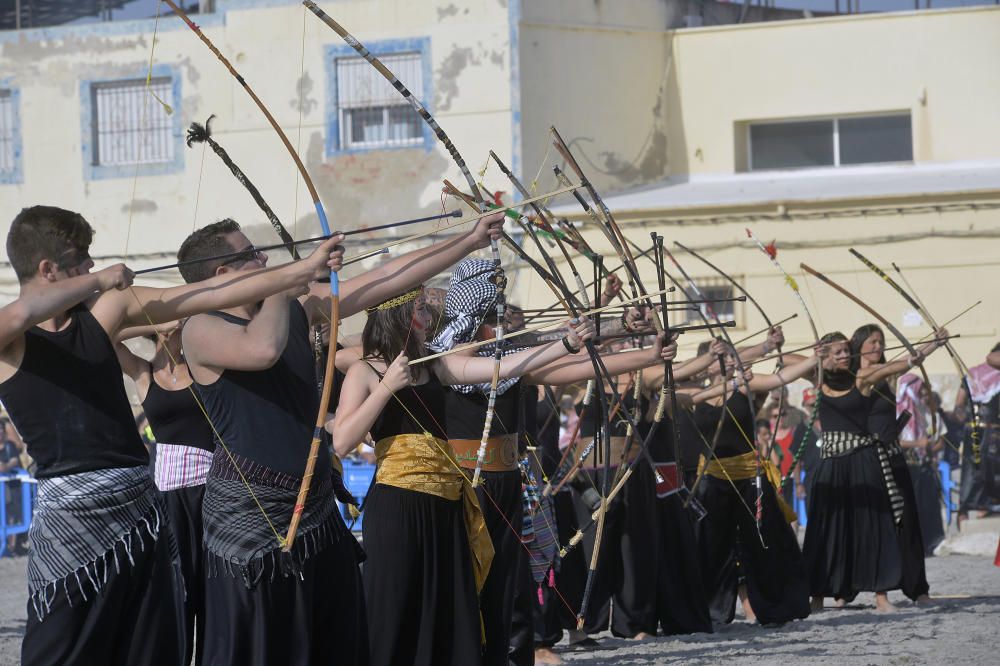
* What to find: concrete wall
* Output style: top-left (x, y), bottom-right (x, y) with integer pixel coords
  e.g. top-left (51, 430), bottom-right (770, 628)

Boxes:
top-left (667, 6), bottom-right (1000, 175)
top-left (0, 0), bottom-right (519, 321)
top-left (513, 7), bottom-right (1000, 393)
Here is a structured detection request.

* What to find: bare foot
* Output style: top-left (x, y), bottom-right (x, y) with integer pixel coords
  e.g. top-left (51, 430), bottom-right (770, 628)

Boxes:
top-left (632, 632), bottom-right (653, 640)
top-left (811, 596), bottom-right (824, 611)
top-left (535, 648), bottom-right (564, 665)
top-left (832, 598), bottom-right (847, 609)
top-left (914, 594), bottom-right (934, 606)
top-left (875, 592), bottom-right (898, 613)
top-left (739, 584), bottom-right (756, 622)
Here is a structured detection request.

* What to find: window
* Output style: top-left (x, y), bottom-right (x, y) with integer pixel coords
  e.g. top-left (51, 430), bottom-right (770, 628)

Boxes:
top-left (0, 89), bottom-right (17, 178)
top-left (90, 77), bottom-right (175, 167)
top-left (681, 276), bottom-right (740, 327)
top-left (336, 53), bottom-right (423, 150)
top-left (748, 113), bottom-right (912, 171)
top-left (326, 40), bottom-right (431, 155)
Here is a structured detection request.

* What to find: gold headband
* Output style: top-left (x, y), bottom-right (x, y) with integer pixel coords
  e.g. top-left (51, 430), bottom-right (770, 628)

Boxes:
top-left (366, 287), bottom-right (423, 314)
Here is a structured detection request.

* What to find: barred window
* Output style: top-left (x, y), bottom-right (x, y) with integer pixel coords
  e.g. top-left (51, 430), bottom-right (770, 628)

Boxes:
top-left (336, 53), bottom-right (423, 150)
top-left (0, 90), bottom-right (15, 174)
top-left (91, 77), bottom-right (175, 167)
top-left (681, 276), bottom-right (739, 327)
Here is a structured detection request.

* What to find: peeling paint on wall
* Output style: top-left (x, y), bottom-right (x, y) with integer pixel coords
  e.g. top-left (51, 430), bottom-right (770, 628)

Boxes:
top-left (436, 46), bottom-right (481, 112)
top-left (290, 72), bottom-right (318, 115)
top-left (122, 199), bottom-right (158, 215)
top-left (436, 4), bottom-right (459, 20)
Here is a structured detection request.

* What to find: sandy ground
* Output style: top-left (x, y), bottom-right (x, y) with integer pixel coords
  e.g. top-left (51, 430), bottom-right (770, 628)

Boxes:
top-left (0, 550), bottom-right (996, 664)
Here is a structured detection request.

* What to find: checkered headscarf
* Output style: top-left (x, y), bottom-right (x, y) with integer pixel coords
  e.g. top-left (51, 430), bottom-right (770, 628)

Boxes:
top-left (428, 258), bottom-right (521, 395)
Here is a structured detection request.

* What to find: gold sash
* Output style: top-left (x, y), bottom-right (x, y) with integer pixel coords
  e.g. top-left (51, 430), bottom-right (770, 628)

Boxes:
top-left (698, 451), bottom-right (798, 523)
top-left (374, 433), bottom-right (494, 592)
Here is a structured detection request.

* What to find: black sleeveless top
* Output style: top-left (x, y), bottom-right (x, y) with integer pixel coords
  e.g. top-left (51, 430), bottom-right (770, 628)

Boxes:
top-left (693, 392), bottom-right (755, 459)
top-left (579, 390), bottom-right (649, 439)
top-left (527, 386), bottom-right (561, 477)
top-left (868, 380), bottom-right (898, 443)
top-left (818, 385), bottom-right (870, 434)
top-left (195, 300), bottom-right (329, 480)
top-left (444, 382), bottom-right (522, 439)
top-left (369, 371), bottom-right (448, 442)
top-left (0, 305), bottom-right (147, 478)
top-left (676, 407), bottom-right (704, 472)
top-left (645, 407), bottom-right (676, 462)
top-left (142, 375), bottom-right (215, 452)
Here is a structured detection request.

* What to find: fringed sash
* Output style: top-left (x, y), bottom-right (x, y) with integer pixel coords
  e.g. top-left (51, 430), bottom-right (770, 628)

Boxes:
top-left (374, 433), bottom-right (494, 592)
top-left (821, 431), bottom-right (905, 526)
top-left (27, 466), bottom-right (178, 621)
top-left (203, 449), bottom-right (349, 589)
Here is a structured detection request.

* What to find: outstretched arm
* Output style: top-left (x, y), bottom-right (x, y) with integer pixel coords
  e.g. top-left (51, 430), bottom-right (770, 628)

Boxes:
top-left (434, 319), bottom-right (595, 386)
top-left (308, 212), bottom-right (504, 320)
top-left (110, 236), bottom-right (342, 332)
top-left (527, 334), bottom-right (677, 387)
top-left (0, 264), bottom-right (133, 353)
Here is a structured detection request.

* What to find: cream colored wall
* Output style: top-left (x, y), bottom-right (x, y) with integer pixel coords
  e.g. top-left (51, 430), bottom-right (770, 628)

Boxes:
top-left (512, 8), bottom-right (1000, 400)
top-left (0, 0), bottom-right (516, 321)
top-left (668, 7), bottom-right (1000, 175)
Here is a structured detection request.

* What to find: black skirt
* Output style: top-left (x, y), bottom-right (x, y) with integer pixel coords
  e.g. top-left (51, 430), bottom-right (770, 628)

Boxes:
top-left (362, 483), bottom-right (481, 666)
top-left (890, 453), bottom-right (930, 599)
top-left (610, 460), bottom-right (660, 638)
top-left (909, 462), bottom-right (945, 555)
top-left (163, 484), bottom-right (206, 666)
top-left (655, 492), bottom-right (713, 635)
top-left (202, 513), bottom-right (368, 666)
top-left (534, 490), bottom-right (586, 647)
top-left (696, 475), bottom-right (810, 625)
top-left (803, 444), bottom-right (928, 601)
top-left (22, 521), bottom-right (185, 666)
top-left (572, 467), bottom-right (625, 635)
top-left (475, 470), bottom-right (524, 666)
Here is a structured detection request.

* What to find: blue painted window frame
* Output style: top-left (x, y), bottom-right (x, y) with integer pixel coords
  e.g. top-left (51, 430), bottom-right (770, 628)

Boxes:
top-left (81, 64), bottom-right (184, 180)
top-left (324, 37), bottom-right (433, 157)
top-left (0, 83), bottom-right (23, 185)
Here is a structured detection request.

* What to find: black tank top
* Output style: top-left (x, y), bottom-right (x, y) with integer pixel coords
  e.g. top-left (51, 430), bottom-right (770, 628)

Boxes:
top-left (369, 371), bottom-right (448, 442)
top-left (142, 375), bottom-right (215, 452)
top-left (580, 391), bottom-right (649, 439)
top-left (527, 387), bottom-right (562, 477)
top-left (0, 305), bottom-right (147, 478)
top-left (195, 301), bottom-right (329, 480)
top-left (645, 410), bottom-right (676, 462)
top-left (818, 385), bottom-right (870, 434)
top-left (676, 407), bottom-right (704, 471)
top-left (444, 382), bottom-right (521, 439)
top-left (693, 392), bottom-right (755, 459)
top-left (868, 381), bottom-right (898, 443)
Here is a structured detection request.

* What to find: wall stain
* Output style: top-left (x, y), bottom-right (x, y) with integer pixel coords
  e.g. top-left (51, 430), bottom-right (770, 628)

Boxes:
top-left (436, 46), bottom-right (481, 112)
top-left (121, 199), bottom-right (157, 215)
top-left (290, 72), bottom-right (318, 116)
top-left (436, 4), bottom-right (459, 20)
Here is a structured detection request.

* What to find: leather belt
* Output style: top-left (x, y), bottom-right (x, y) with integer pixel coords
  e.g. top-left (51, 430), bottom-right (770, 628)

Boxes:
top-left (449, 434), bottom-right (519, 472)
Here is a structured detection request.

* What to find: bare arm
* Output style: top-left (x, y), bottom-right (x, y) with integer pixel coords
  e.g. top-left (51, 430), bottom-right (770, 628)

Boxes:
top-left (526, 336), bottom-right (676, 386)
top-left (305, 213), bottom-right (504, 321)
top-left (747, 355), bottom-right (820, 392)
top-left (330, 359), bottom-right (406, 457)
top-left (0, 265), bottom-right (131, 352)
top-left (183, 293), bottom-right (298, 373)
top-left (108, 236), bottom-right (341, 332)
top-left (988, 351), bottom-right (1000, 370)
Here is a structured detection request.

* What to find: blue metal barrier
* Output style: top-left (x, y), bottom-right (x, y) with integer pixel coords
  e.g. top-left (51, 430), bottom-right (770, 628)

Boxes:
top-left (938, 460), bottom-right (954, 526)
top-left (0, 471), bottom-right (36, 557)
top-left (339, 461), bottom-right (375, 532)
top-left (794, 468), bottom-right (808, 527)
